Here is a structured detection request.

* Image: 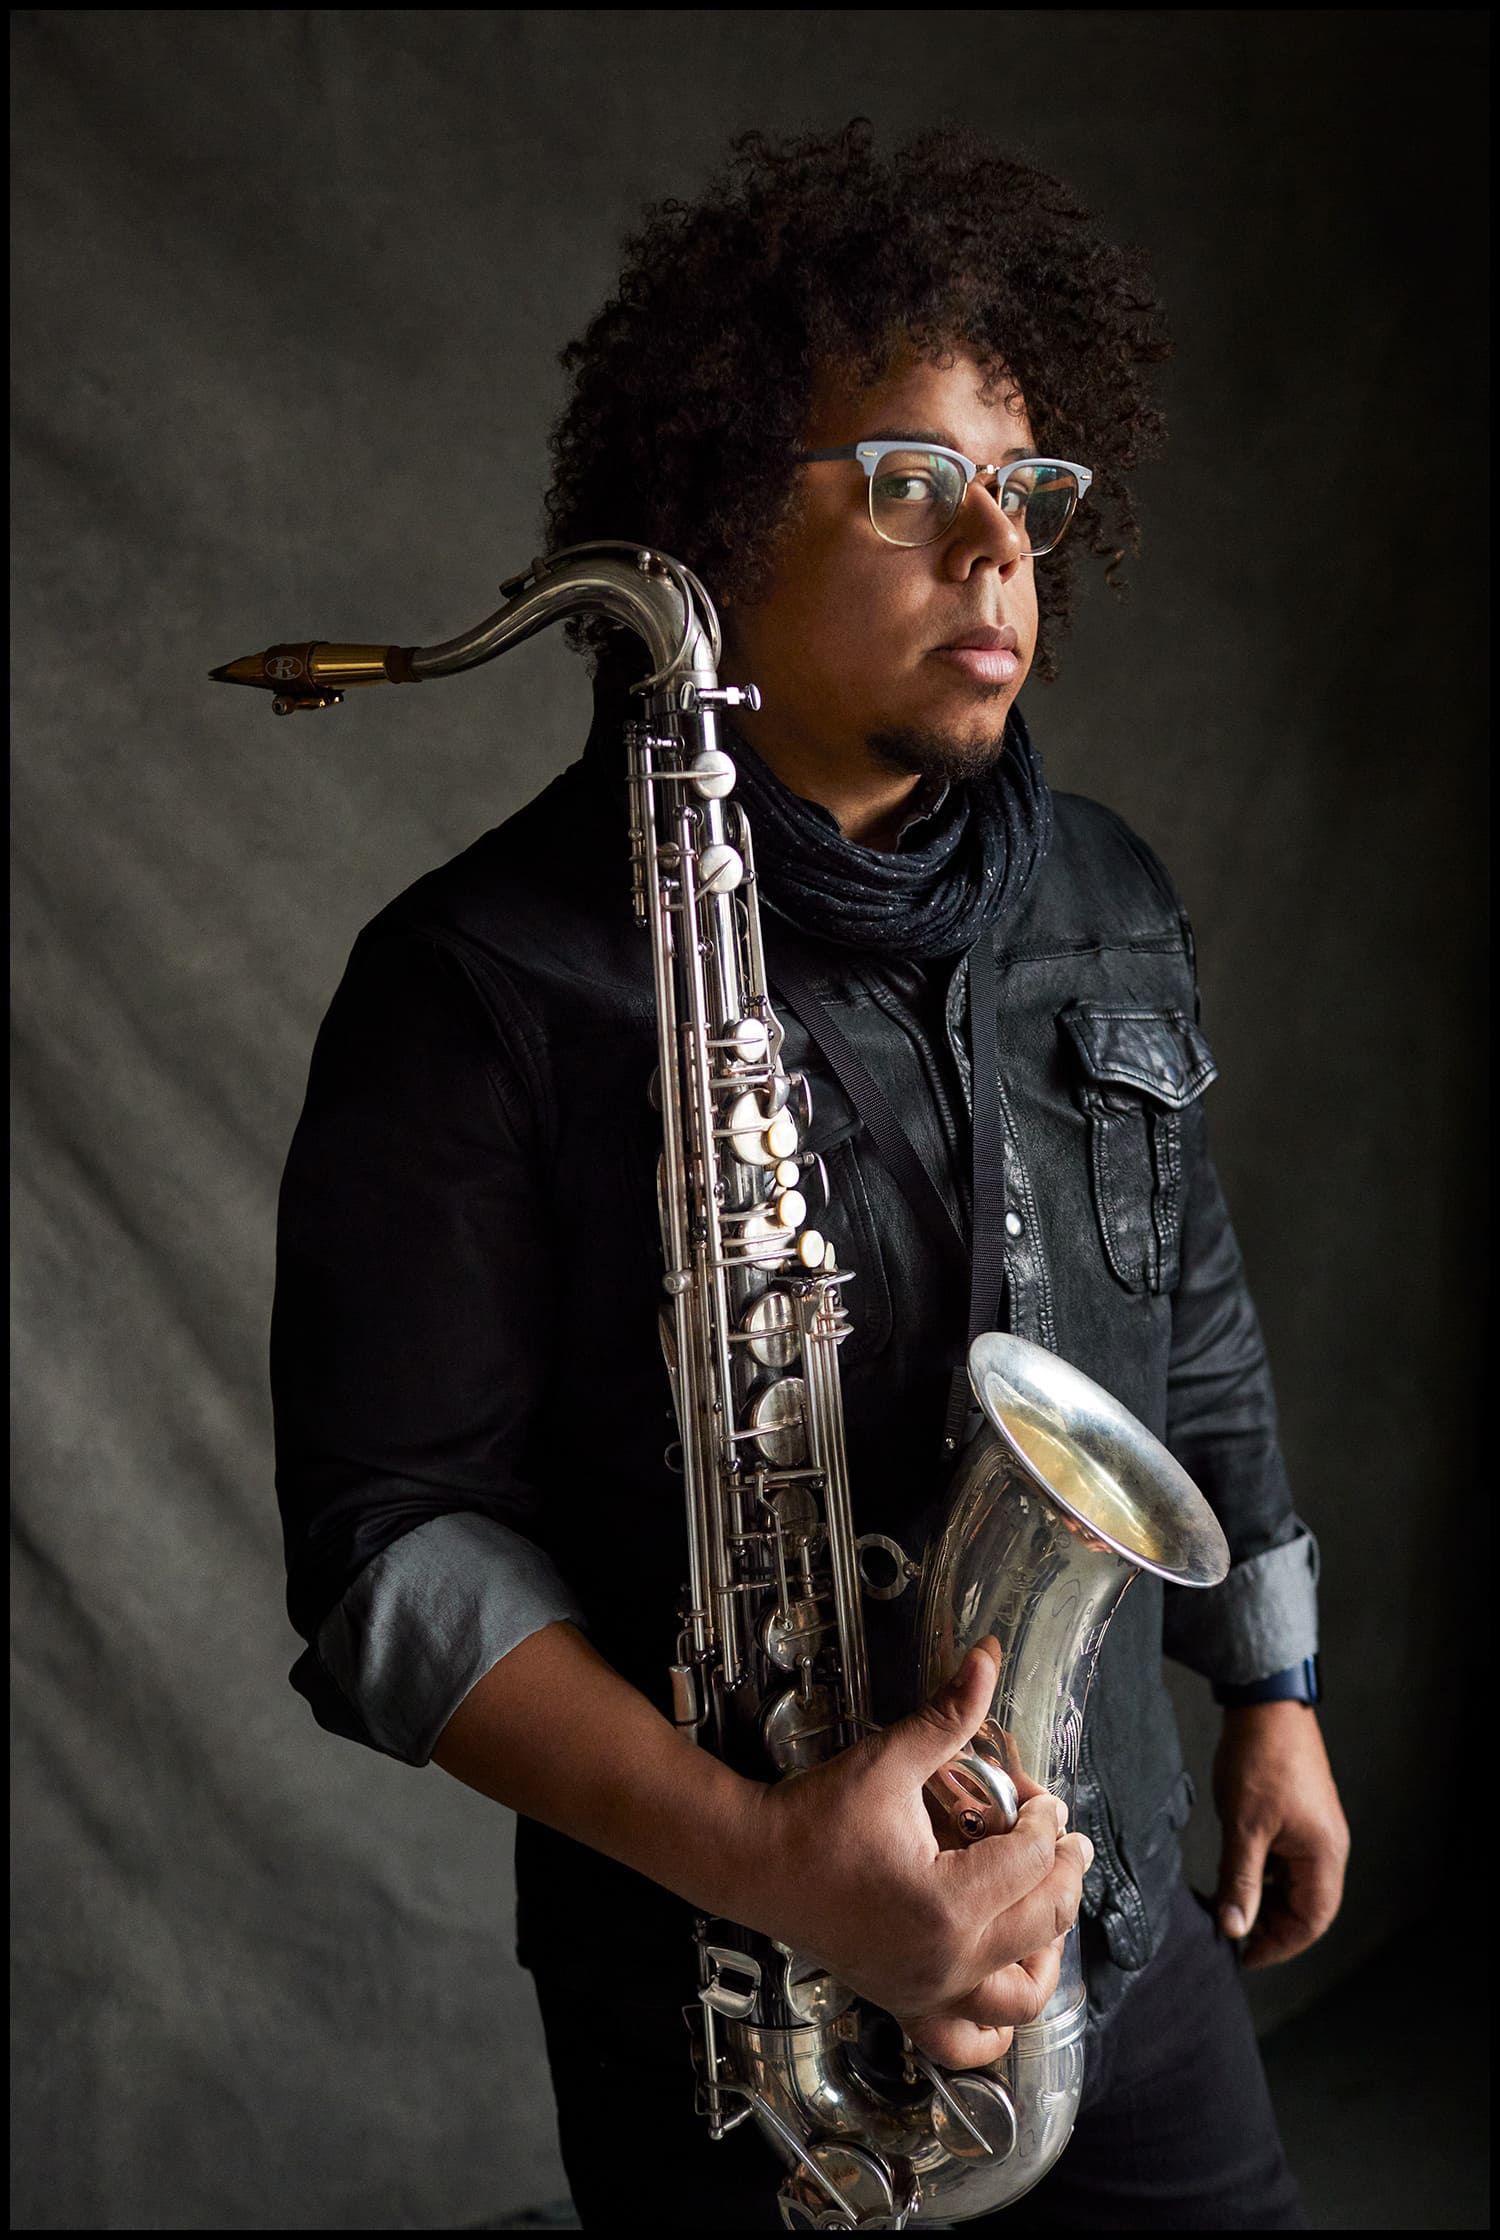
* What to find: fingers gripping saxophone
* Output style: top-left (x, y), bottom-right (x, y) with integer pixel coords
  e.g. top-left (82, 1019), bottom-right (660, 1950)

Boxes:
top-left (215, 544), bottom-right (1229, 2230)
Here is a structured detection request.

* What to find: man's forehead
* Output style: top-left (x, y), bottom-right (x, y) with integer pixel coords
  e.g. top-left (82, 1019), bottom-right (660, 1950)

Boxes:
top-left (806, 350), bottom-right (1033, 446)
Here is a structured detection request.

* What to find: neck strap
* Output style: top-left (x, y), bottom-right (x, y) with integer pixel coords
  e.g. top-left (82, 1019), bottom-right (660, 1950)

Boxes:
top-left (769, 937), bottom-right (1007, 1460)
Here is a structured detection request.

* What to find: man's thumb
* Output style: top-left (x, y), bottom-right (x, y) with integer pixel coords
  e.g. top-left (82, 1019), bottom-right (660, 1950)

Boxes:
top-left (1218, 1830), bottom-right (1270, 1942)
top-left (886, 1640), bottom-right (1000, 1780)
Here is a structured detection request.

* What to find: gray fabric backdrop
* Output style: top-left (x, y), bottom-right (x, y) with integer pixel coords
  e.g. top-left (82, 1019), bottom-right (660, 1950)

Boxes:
top-left (11, 10), bottom-right (1488, 2230)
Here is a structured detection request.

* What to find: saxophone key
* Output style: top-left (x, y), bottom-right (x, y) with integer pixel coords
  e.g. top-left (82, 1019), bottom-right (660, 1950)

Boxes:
top-left (773, 1946), bottom-right (855, 2027)
top-left (920, 2062), bottom-right (1020, 2166)
top-left (762, 1681), bottom-right (843, 1773)
top-left (762, 1482), bottom-right (820, 1544)
top-left (745, 1376), bottom-right (808, 1466)
top-left (669, 1661), bottom-right (705, 1731)
top-left (725, 1090), bottom-right (790, 1166)
top-left (696, 841), bottom-right (743, 894)
top-left (760, 1595), bottom-right (828, 1673)
top-left (736, 1210), bottom-right (794, 1267)
top-left (700, 1945), bottom-right (763, 2021)
top-left (741, 1289), bottom-right (801, 1369)
top-left (689, 748), bottom-right (737, 799)
top-left (717, 1015), bottom-right (769, 1065)
top-left (765, 1108), bottom-right (799, 1162)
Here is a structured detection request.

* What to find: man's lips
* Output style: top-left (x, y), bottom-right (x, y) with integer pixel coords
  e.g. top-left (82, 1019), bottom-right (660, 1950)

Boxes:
top-left (936, 626), bottom-right (1019, 653)
top-left (932, 624), bottom-right (1021, 682)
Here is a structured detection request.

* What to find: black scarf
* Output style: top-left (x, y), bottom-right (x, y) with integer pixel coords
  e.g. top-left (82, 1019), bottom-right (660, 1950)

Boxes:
top-left (581, 677), bottom-right (1052, 961)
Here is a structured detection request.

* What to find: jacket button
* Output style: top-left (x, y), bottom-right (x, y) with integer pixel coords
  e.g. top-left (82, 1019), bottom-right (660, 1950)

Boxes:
top-left (1004, 1210), bottom-right (1024, 1237)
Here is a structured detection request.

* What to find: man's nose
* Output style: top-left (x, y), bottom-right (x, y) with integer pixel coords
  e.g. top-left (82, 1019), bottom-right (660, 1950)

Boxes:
top-left (953, 475), bottom-right (1028, 565)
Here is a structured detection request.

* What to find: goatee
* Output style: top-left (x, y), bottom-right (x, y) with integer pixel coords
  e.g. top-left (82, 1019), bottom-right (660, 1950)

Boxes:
top-left (865, 711), bottom-right (1012, 786)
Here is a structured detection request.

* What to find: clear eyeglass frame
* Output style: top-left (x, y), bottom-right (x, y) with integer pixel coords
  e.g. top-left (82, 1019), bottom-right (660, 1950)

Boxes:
top-left (794, 439), bottom-right (1094, 553)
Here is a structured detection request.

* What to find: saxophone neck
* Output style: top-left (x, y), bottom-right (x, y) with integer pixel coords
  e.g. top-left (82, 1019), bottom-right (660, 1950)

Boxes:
top-left (208, 541), bottom-right (724, 714)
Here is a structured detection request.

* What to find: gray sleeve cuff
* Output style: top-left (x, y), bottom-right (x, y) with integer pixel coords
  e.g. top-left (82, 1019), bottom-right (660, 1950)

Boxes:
top-left (314, 1512), bottom-right (588, 1767)
top-left (1162, 1516), bottom-right (1320, 1685)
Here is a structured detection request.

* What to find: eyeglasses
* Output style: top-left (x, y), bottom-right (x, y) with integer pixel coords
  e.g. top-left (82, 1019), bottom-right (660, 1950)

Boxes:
top-left (794, 440), bottom-right (1093, 554)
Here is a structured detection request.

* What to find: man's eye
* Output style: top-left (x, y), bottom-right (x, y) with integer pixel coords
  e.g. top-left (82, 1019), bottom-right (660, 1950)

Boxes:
top-left (874, 474), bottom-right (939, 505)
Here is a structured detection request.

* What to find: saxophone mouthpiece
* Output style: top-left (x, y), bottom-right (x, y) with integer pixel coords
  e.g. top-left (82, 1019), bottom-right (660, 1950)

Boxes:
top-left (208, 641), bottom-right (420, 714)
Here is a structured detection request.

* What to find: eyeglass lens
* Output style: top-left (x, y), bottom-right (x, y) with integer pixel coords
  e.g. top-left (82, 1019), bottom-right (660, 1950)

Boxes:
top-left (870, 452), bottom-right (1080, 552)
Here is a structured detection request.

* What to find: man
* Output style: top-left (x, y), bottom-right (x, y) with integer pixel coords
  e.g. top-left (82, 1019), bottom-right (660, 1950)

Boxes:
top-left (271, 121), bottom-right (1349, 2228)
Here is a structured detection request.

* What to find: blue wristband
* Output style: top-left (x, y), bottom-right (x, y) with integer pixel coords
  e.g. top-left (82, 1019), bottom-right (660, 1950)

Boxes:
top-left (1213, 1655), bottom-right (1321, 1709)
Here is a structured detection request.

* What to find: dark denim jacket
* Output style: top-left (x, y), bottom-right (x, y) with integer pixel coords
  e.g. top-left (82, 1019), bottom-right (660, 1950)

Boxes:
top-left (271, 712), bottom-right (1315, 2037)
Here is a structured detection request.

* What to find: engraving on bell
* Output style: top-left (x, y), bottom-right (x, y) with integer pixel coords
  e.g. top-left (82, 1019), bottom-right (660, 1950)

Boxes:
top-left (697, 842), bottom-right (743, 894)
top-left (747, 1376), bottom-right (808, 1466)
top-left (742, 1288), bottom-right (801, 1369)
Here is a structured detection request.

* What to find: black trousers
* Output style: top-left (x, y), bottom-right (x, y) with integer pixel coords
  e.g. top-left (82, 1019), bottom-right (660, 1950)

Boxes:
top-left (528, 1875), bottom-right (1306, 2231)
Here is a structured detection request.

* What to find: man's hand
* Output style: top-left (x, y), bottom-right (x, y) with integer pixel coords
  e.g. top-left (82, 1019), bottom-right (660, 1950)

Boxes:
top-left (432, 1621), bottom-right (1089, 2069)
top-left (752, 1639), bottom-right (1093, 2068)
top-left (1213, 1701), bottom-right (1349, 1969)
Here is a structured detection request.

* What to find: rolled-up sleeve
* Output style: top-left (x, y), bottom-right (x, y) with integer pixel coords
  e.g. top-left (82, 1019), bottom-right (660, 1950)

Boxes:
top-left (1161, 1111), bottom-right (1321, 1685)
top-left (313, 1512), bottom-right (585, 1765)
top-left (271, 924), bottom-right (580, 1761)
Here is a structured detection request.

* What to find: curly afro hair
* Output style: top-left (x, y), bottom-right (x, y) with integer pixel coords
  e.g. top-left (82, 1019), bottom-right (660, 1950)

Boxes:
top-left (542, 118), bottom-right (1171, 688)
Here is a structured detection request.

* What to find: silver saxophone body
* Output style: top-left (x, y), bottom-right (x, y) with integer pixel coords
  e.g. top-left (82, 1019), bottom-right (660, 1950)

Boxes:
top-left (214, 541), bottom-right (1230, 2230)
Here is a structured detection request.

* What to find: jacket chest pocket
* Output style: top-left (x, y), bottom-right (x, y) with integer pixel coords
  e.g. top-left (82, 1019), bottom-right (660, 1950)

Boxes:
top-left (1059, 1003), bottom-right (1217, 1296)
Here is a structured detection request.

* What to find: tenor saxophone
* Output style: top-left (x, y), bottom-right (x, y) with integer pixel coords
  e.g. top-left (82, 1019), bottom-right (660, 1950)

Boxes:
top-left (215, 544), bottom-right (1229, 2228)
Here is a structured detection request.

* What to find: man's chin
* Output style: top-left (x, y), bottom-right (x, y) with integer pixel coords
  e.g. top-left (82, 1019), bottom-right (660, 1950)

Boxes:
top-left (865, 715), bottom-right (1013, 785)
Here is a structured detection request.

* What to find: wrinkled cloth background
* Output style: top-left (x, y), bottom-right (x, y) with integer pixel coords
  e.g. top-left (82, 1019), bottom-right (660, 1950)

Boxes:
top-left (11, 11), bottom-right (1488, 2231)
